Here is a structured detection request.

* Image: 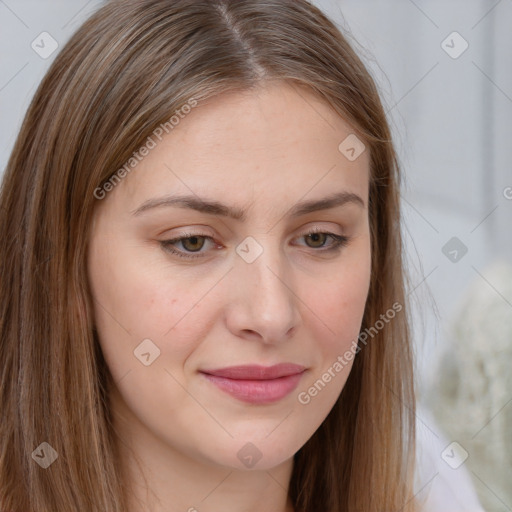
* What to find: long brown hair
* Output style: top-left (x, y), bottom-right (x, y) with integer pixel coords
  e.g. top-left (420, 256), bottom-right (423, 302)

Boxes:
top-left (0, 1), bottom-right (417, 510)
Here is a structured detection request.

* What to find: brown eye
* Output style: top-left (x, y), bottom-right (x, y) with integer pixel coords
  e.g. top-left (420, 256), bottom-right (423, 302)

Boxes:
top-left (295, 231), bottom-right (350, 253)
top-left (304, 232), bottom-right (328, 248)
top-left (180, 236), bottom-right (206, 252)
top-left (160, 232), bottom-right (217, 259)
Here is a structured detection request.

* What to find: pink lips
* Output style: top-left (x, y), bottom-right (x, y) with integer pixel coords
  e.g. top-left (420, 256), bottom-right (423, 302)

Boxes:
top-left (200, 363), bottom-right (306, 404)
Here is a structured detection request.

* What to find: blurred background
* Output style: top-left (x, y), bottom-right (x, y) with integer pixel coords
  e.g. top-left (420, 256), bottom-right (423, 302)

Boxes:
top-left (1, 1), bottom-right (511, 510)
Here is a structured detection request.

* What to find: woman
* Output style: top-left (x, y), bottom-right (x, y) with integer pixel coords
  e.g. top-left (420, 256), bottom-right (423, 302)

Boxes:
top-left (0, 0), bottom-right (417, 510)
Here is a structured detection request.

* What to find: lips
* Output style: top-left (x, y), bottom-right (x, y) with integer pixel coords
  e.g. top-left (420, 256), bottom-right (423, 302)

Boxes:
top-left (200, 364), bottom-right (306, 404)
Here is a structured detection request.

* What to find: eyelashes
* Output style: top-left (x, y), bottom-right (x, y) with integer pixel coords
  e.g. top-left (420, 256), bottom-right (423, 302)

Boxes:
top-left (159, 228), bottom-right (350, 260)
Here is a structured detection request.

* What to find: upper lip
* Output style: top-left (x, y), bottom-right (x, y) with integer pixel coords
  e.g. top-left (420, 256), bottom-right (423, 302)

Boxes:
top-left (200, 363), bottom-right (306, 380)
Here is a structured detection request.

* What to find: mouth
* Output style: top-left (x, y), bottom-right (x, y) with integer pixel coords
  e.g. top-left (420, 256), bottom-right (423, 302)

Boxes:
top-left (199, 363), bottom-right (306, 404)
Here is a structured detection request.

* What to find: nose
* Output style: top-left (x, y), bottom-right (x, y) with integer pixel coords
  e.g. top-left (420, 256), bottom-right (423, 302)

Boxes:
top-left (224, 238), bottom-right (301, 344)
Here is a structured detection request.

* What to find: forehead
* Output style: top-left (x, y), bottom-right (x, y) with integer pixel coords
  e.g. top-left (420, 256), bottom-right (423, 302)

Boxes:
top-left (102, 82), bottom-right (370, 216)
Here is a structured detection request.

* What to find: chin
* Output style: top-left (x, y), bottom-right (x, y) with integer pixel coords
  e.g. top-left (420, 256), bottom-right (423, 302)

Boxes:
top-left (197, 427), bottom-right (308, 472)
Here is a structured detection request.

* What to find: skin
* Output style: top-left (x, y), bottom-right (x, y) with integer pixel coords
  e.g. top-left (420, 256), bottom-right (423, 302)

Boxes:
top-left (87, 81), bottom-right (371, 512)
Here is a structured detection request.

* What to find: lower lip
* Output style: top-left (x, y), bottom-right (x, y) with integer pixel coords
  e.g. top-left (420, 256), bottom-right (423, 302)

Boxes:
top-left (201, 372), bottom-right (304, 404)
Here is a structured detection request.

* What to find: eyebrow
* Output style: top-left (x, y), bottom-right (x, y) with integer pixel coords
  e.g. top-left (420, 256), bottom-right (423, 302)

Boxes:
top-left (131, 191), bottom-right (365, 221)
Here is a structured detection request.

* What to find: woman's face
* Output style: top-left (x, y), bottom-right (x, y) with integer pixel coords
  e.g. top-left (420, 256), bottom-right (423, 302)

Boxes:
top-left (88, 82), bottom-right (371, 472)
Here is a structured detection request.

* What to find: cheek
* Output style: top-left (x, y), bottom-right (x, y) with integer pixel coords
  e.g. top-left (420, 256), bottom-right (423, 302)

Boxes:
top-left (311, 246), bottom-right (371, 346)
top-left (295, 240), bottom-right (370, 406)
top-left (87, 238), bottom-right (217, 375)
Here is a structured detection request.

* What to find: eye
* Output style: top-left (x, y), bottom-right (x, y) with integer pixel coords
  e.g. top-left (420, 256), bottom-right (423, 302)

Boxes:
top-left (160, 233), bottom-right (216, 259)
top-left (296, 229), bottom-right (349, 252)
top-left (160, 228), bottom-right (350, 260)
